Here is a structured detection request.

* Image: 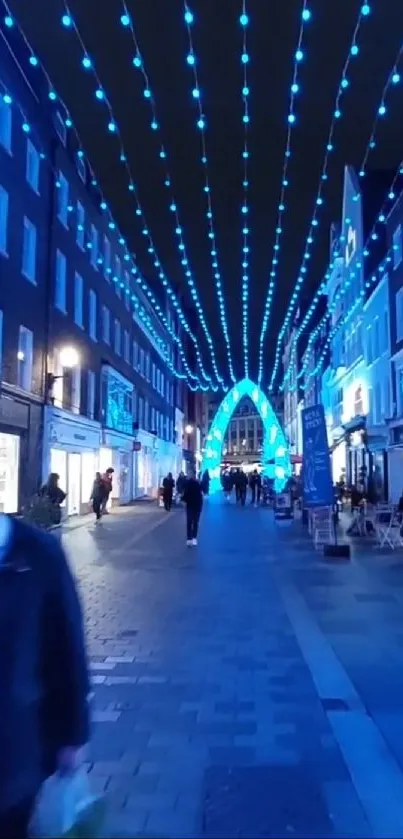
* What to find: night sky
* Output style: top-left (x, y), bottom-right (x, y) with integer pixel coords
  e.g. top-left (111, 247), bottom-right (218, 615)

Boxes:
top-left (8, 0), bottom-right (403, 389)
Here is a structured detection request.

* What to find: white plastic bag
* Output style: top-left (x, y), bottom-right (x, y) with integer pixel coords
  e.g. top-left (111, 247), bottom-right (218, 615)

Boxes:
top-left (29, 768), bottom-right (103, 838)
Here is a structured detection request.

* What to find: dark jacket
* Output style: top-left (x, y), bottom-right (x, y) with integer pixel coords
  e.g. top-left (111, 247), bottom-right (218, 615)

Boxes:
top-left (162, 477), bottom-right (175, 498)
top-left (183, 478), bottom-right (204, 511)
top-left (91, 477), bottom-right (106, 502)
top-left (0, 518), bottom-right (89, 812)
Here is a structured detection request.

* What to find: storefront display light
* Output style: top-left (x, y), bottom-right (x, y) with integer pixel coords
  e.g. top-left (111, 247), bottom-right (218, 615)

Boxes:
top-left (59, 345), bottom-right (80, 368)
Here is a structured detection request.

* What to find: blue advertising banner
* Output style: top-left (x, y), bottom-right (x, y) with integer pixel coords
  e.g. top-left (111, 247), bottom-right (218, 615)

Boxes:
top-left (302, 404), bottom-right (334, 508)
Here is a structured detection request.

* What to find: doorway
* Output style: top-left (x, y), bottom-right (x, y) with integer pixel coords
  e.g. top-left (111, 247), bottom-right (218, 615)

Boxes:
top-left (67, 453), bottom-right (81, 516)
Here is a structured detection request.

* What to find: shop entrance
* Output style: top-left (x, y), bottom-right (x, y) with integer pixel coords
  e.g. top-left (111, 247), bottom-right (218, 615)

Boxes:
top-left (0, 432), bottom-right (20, 513)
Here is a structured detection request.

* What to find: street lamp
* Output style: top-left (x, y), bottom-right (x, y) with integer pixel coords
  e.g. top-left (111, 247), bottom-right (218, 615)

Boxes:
top-left (185, 424), bottom-right (194, 435)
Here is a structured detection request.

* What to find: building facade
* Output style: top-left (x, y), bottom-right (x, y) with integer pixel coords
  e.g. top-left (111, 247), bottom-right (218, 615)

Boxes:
top-left (387, 195), bottom-right (403, 501)
top-left (0, 23), bottom-right (188, 513)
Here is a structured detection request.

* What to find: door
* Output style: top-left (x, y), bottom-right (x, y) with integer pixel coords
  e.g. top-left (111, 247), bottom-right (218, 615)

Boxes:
top-left (67, 453), bottom-right (81, 516)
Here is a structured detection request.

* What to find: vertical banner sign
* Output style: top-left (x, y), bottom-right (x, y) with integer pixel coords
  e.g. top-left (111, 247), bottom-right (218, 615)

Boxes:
top-left (302, 404), bottom-right (334, 508)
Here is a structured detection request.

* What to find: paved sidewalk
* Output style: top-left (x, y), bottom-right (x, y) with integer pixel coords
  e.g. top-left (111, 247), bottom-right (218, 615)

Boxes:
top-left (63, 497), bottom-right (403, 837)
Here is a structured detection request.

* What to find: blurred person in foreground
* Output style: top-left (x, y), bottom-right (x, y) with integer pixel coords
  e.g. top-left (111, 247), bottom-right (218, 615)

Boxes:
top-left (0, 513), bottom-right (90, 838)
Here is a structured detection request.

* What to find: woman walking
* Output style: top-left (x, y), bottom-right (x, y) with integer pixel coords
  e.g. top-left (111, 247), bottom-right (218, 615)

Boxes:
top-left (182, 469), bottom-right (204, 547)
top-left (91, 472), bottom-right (106, 523)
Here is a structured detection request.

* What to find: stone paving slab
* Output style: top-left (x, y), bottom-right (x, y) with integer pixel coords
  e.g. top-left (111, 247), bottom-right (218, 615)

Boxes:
top-left (62, 499), bottom-right (403, 837)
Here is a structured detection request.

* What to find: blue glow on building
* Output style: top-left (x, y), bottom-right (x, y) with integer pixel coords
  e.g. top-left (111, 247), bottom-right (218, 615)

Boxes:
top-left (201, 378), bottom-right (292, 493)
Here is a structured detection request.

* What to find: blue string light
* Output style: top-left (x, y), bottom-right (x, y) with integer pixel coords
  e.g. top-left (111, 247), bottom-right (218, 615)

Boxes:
top-left (257, 0), bottom-right (311, 386)
top-left (56, 1), bottom-right (219, 391)
top-left (267, 3), bottom-right (372, 392)
top-left (117, 0), bottom-right (226, 390)
top-left (2, 1), bottom-right (204, 389)
top-left (182, 2), bottom-right (236, 385)
top-left (240, 0), bottom-right (251, 379)
top-left (281, 43), bottom-right (403, 390)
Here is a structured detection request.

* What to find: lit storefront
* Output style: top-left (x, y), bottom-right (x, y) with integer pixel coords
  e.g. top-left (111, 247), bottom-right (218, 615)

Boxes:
top-left (0, 389), bottom-right (42, 513)
top-left (136, 429), bottom-right (158, 497)
top-left (101, 365), bottom-right (135, 504)
top-left (43, 405), bottom-right (101, 515)
top-left (0, 431), bottom-right (20, 513)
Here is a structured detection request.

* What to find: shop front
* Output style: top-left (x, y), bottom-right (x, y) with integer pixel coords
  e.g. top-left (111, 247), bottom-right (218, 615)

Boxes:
top-left (330, 437), bottom-right (347, 486)
top-left (0, 388), bottom-right (42, 512)
top-left (43, 406), bottom-right (101, 516)
top-left (135, 429), bottom-right (158, 497)
top-left (100, 428), bottom-right (134, 505)
top-left (366, 427), bottom-right (389, 502)
top-left (388, 423), bottom-right (403, 503)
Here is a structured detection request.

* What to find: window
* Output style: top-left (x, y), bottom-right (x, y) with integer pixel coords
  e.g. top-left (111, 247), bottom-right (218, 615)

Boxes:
top-left (22, 218), bottom-right (36, 283)
top-left (89, 289), bottom-right (97, 341)
top-left (383, 377), bottom-right (390, 418)
top-left (114, 254), bottom-right (121, 298)
top-left (373, 317), bottom-right (380, 360)
top-left (0, 186), bottom-right (8, 255)
top-left (397, 368), bottom-right (403, 416)
top-left (393, 224), bottom-right (402, 269)
top-left (124, 271), bottom-right (131, 310)
top-left (76, 201), bottom-right (85, 249)
top-left (144, 399), bottom-right (149, 431)
top-left (55, 250), bottom-right (67, 312)
top-left (124, 329), bottom-right (130, 363)
top-left (71, 365), bottom-right (81, 415)
top-left (133, 340), bottom-right (139, 370)
top-left (0, 97), bottom-right (12, 152)
top-left (152, 363), bottom-right (156, 389)
top-left (0, 310), bottom-right (2, 374)
top-left (114, 318), bottom-right (121, 355)
top-left (87, 370), bottom-right (95, 419)
top-left (17, 326), bottom-right (33, 391)
top-left (26, 139), bottom-right (40, 192)
top-left (145, 352), bottom-right (151, 381)
top-left (74, 272), bottom-right (83, 327)
top-left (374, 382), bottom-right (381, 425)
top-left (54, 111), bottom-right (67, 145)
top-left (151, 406), bottom-right (156, 433)
top-left (156, 368), bottom-right (161, 392)
top-left (103, 236), bottom-right (111, 279)
top-left (102, 305), bottom-right (110, 344)
top-left (383, 308), bottom-right (389, 354)
top-left (160, 372), bottom-right (165, 397)
top-left (90, 224), bottom-right (98, 268)
top-left (396, 287), bottom-right (403, 342)
top-left (138, 396), bottom-right (144, 429)
top-left (57, 172), bottom-right (69, 227)
top-left (77, 154), bottom-right (86, 183)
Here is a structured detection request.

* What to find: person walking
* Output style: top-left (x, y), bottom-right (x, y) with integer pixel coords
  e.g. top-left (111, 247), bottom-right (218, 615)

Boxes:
top-left (182, 470), bottom-right (204, 547)
top-left (234, 469), bottom-right (241, 504)
top-left (162, 472), bottom-right (175, 512)
top-left (91, 472), bottom-right (106, 523)
top-left (39, 473), bottom-right (66, 526)
top-left (201, 469), bottom-right (210, 496)
top-left (0, 513), bottom-right (90, 838)
top-left (101, 467), bottom-right (114, 514)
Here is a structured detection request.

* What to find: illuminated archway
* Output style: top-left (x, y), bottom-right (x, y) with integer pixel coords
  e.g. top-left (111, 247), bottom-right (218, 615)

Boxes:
top-left (201, 378), bottom-right (292, 494)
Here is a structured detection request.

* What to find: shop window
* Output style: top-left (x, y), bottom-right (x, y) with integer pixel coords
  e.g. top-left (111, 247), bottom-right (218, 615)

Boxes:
top-left (0, 432), bottom-right (20, 513)
top-left (17, 325), bottom-right (33, 391)
top-left (26, 139), bottom-right (40, 193)
top-left (22, 217), bottom-right (37, 284)
top-left (0, 185), bottom-right (8, 255)
top-left (74, 272), bottom-right (84, 328)
top-left (57, 172), bottom-right (69, 227)
top-left (393, 224), bottom-right (402, 269)
top-left (76, 201), bottom-right (85, 250)
top-left (55, 249), bottom-right (67, 313)
top-left (0, 97), bottom-right (12, 152)
top-left (90, 225), bottom-right (98, 269)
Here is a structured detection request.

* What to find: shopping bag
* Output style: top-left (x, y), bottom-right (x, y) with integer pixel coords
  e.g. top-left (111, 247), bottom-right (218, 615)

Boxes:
top-left (29, 768), bottom-right (105, 838)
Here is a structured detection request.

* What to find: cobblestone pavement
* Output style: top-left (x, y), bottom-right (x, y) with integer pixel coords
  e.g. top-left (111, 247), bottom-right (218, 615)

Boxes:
top-left (63, 498), bottom-right (403, 838)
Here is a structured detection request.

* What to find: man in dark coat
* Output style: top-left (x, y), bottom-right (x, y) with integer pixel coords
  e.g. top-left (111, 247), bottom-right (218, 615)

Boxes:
top-left (162, 472), bottom-right (175, 512)
top-left (0, 514), bottom-right (90, 838)
top-left (182, 470), bottom-right (204, 546)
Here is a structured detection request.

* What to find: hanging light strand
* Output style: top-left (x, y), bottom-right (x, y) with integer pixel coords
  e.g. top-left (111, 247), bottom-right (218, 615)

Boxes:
top-left (118, 0), bottom-right (226, 390)
top-left (240, 0), bottom-right (251, 378)
top-left (57, 1), bottom-right (217, 390)
top-left (182, 2), bottom-right (236, 384)
top-left (2, 2), bottom-right (207, 389)
top-left (267, 3), bottom-right (373, 392)
top-left (281, 42), bottom-right (403, 390)
top-left (257, 0), bottom-right (311, 384)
